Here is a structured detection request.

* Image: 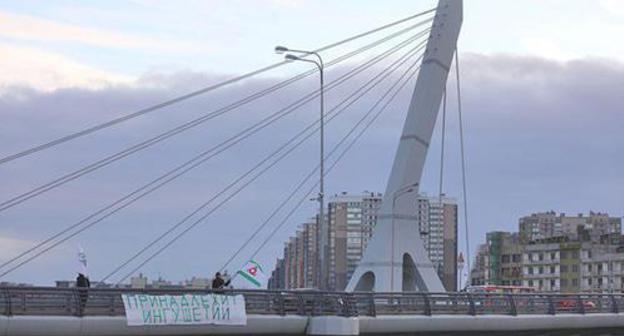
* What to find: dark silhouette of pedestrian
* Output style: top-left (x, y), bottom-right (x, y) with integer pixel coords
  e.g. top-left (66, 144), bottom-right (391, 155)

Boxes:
top-left (76, 273), bottom-right (90, 315)
top-left (211, 272), bottom-right (231, 291)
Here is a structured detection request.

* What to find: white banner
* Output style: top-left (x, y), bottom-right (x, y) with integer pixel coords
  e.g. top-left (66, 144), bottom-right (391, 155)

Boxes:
top-left (121, 293), bottom-right (247, 326)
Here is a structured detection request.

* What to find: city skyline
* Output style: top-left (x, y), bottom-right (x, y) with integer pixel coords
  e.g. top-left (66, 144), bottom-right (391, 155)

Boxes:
top-left (1, 1), bottom-right (623, 285)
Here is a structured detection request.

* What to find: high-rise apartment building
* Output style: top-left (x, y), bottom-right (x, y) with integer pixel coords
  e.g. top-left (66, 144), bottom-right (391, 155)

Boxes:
top-left (416, 194), bottom-right (458, 291)
top-left (269, 219), bottom-right (318, 290)
top-left (520, 211), bottom-right (621, 243)
top-left (326, 192), bottom-right (382, 290)
top-left (269, 191), bottom-right (459, 291)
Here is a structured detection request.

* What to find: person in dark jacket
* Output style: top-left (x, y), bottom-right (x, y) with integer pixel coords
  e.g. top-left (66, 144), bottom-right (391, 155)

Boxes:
top-left (76, 273), bottom-right (90, 314)
top-left (211, 272), bottom-right (231, 290)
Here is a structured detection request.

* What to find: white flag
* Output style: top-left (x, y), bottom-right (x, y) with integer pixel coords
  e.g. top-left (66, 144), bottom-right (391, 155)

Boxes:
top-left (77, 246), bottom-right (88, 276)
top-left (236, 259), bottom-right (266, 289)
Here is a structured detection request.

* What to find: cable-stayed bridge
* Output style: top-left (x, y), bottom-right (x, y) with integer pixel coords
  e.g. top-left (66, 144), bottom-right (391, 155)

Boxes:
top-left (1, 0), bottom-right (624, 335)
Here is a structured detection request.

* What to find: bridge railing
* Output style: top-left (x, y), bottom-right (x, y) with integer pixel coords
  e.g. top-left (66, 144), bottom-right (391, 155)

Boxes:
top-left (1, 287), bottom-right (624, 317)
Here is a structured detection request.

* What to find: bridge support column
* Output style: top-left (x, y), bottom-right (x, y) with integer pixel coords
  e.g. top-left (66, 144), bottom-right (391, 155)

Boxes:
top-left (346, 0), bottom-right (463, 293)
top-left (306, 316), bottom-right (359, 336)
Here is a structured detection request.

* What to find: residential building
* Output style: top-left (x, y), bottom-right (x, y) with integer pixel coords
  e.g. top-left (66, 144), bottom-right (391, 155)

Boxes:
top-left (302, 220), bottom-right (319, 288)
top-left (269, 191), bottom-right (459, 291)
top-left (470, 243), bottom-right (490, 286)
top-left (580, 244), bottom-right (624, 293)
top-left (327, 192), bottom-right (382, 291)
top-left (522, 241), bottom-right (563, 292)
top-left (520, 211), bottom-right (621, 243)
top-left (470, 232), bottom-right (522, 287)
top-left (268, 258), bottom-right (285, 289)
top-left (130, 273), bottom-right (148, 289)
top-left (471, 211), bottom-right (624, 293)
top-left (271, 218), bottom-right (320, 289)
top-left (558, 241), bottom-right (582, 293)
top-left (416, 194), bottom-right (458, 291)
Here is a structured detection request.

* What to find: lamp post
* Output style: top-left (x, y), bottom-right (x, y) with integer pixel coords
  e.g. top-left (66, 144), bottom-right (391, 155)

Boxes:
top-left (391, 183), bottom-right (418, 291)
top-left (276, 46), bottom-right (326, 289)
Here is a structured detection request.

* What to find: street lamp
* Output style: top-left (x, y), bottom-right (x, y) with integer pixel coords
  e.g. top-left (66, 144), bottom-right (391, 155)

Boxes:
top-left (276, 45), bottom-right (326, 289)
top-left (391, 182), bottom-right (419, 291)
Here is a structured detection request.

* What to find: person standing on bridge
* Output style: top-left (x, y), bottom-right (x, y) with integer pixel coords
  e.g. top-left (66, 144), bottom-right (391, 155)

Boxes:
top-left (212, 272), bottom-right (231, 290)
top-left (76, 273), bottom-right (90, 314)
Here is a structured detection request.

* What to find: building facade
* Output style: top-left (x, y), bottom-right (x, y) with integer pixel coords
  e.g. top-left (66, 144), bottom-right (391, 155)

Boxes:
top-left (471, 211), bottom-right (624, 293)
top-left (326, 192), bottom-right (381, 290)
top-left (269, 191), bottom-right (459, 291)
top-left (416, 194), bottom-right (458, 291)
top-left (520, 211), bottom-right (621, 243)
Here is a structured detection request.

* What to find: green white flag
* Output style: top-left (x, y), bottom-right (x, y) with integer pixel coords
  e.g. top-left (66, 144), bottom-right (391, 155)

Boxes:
top-left (237, 259), bottom-right (265, 288)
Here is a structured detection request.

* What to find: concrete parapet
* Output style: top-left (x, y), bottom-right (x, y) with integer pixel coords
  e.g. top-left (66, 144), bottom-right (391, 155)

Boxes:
top-left (307, 316), bottom-right (359, 335)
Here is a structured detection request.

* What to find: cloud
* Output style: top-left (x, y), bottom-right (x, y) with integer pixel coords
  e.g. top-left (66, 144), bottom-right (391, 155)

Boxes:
top-left (599, 0), bottom-right (624, 16)
top-left (0, 236), bottom-right (32, 263)
top-left (0, 43), bottom-right (133, 92)
top-left (0, 11), bottom-right (208, 53)
top-left (0, 54), bottom-right (622, 284)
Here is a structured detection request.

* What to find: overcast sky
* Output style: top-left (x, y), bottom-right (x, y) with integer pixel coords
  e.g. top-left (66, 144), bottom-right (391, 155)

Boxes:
top-left (0, 0), bottom-right (622, 285)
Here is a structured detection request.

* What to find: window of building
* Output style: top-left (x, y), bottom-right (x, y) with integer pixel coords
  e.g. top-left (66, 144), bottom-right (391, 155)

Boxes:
top-left (550, 279), bottom-right (556, 288)
top-left (550, 252), bottom-right (556, 260)
top-left (539, 266), bottom-right (544, 274)
top-left (561, 251), bottom-right (568, 259)
top-left (528, 280), bottom-right (534, 287)
top-left (587, 250), bottom-right (592, 258)
top-left (561, 265), bottom-right (568, 273)
top-left (588, 264), bottom-right (593, 272)
top-left (572, 278), bottom-right (579, 286)
top-left (572, 250), bottom-right (579, 259)
top-left (572, 265), bottom-right (579, 273)
top-left (561, 278), bottom-right (568, 287)
top-left (539, 253), bottom-right (544, 261)
top-left (528, 267), bottom-right (534, 275)
top-left (502, 254), bottom-right (510, 263)
top-left (588, 278), bottom-right (593, 286)
top-left (539, 280), bottom-right (543, 288)
top-left (550, 266), bottom-right (556, 274)
top-left (512, 254), bottom-right (521, 263)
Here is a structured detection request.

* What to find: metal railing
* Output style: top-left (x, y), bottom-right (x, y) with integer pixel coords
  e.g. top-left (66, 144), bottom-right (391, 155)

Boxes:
top-left (1, 287), bottom-right (623, 317)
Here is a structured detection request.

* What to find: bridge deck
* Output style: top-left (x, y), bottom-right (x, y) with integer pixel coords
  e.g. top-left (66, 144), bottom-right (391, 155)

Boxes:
top-left (1, 287), bottom-right (624, 317)
top-left (2, 287), bottom-right (624, 335)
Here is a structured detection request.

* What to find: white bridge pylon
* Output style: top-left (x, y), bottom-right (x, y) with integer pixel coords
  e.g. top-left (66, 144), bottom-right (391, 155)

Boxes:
top-left (347, 0), bottom-right (463, 293)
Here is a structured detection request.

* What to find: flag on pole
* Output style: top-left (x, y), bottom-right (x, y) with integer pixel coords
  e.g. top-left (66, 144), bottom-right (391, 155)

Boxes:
top-left (236, 259), bottom-right (265, 288)
top-left (77, 246), bottom-right (88, 276)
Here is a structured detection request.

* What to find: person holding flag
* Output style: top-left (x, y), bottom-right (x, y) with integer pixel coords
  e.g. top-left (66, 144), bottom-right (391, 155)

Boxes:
top-left (75, 246), bottom-right (90, 314)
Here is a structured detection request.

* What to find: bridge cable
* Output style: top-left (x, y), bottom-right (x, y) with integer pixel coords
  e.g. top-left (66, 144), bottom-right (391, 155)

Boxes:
top-left (0, 20), bottom-right (434, 213)
top-left (455, 49), bottom-right (471, 285)
top-left (438, 88), bottom-right (446, 204)
top-left (0, 33), bottom-right (429, 278)
top-left (106, 42), bottom-right (428, 284)
top-left (239, 52), bottom-right (424, 274)
top-left (225, 54), bottom-right (424, 276)
top-left (0, 8), bottom-right (435, 166)
top-left (117, 54), bottom-right (424, 285)
top-left (0, 34), bottom-right (425, 277)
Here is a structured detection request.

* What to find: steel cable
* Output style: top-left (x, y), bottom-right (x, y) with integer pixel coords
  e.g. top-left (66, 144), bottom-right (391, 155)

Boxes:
top-left (240, 50), bottom-right (425, 277)
top-left (0, 31), bottom-right (429, 278)
top-left (106, 41), bottom-right (428, 284)
top-left (0, 19), bottom-right (434, 213)
top-left (0, 8), bottom-right (435, 166)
